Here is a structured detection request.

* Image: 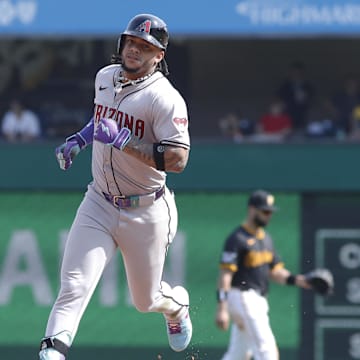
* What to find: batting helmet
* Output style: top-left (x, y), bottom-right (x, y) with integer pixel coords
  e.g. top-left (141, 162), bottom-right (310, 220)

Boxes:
top-left (121, 13), bottom-right (169, 50)
top-left (112, 13), bottom-right (170, 75)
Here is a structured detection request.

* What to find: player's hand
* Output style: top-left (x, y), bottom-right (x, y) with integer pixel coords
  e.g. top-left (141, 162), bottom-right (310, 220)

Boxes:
top-left (55, 118), bottom-right (94, 171)
top-left (55, 133), bottom-right (85, 170)
top-left (94, 118), bottom-right (131, 150)
top-left (215, 306), bottom-right (230, 331)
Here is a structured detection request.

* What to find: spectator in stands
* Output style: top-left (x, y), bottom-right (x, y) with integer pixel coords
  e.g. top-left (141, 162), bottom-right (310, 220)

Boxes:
top-left (255, 97), bottom-right (293, 142)
top-left (1, 98), bottom-right (42, 142)
top-left (218, 111), bottom-right (255, 143)
top-left (329, 74), bottom-right (360, 136)
top-left (305, 100), bottom-right (338, 140)
top-left (277, 61), bottom-right (315, 134)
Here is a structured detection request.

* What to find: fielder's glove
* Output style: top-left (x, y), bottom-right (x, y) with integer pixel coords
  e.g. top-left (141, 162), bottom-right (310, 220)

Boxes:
top-left (94, 118), bottom-right (131, 150)
top-left (304, 268), bottom-right (334, 296)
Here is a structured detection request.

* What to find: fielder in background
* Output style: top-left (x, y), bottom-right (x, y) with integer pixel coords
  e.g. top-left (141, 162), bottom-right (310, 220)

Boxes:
top-left (215, 190), bottom-right (315, 360)
top-left (39, 13), bottom-right (192, 360)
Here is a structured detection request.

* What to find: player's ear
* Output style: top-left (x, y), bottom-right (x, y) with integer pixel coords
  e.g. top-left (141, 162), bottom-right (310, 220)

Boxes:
top-left (154, 50), bottom-right (164, 64)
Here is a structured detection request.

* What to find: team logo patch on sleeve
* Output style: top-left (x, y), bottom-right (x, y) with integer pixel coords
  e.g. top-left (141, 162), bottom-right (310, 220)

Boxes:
top-left (173, 117), bottom-right (188, 132)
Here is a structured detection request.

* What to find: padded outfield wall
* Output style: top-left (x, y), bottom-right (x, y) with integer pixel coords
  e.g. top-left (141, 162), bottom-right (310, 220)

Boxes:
top-left (0, 192), bottom-right (300, 359)
top-left (1, 141), bottom-right (360, 359)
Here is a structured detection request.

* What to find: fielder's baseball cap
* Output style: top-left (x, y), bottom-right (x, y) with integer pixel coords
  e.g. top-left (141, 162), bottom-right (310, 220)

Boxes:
top-left (248, 190), bottom-right (278, 212)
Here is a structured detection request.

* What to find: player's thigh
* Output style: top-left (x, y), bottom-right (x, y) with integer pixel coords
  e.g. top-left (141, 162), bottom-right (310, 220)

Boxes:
top-left (118, 189), bottom-right (178, 308)
top-left (228, 289), bottom-right (277, 360)
top-left (61, 192), bottom-right (118, 286)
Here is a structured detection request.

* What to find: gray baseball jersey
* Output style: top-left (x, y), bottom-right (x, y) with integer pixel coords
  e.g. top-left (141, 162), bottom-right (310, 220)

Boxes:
top-left (92, 64), bottom-right (190, 195)
top-left (44, 66), bottom-right (191, 344)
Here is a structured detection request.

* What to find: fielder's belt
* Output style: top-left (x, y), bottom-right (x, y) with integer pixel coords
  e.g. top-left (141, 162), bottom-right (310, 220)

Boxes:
top-left (103, 186), bottom-right (165, 209)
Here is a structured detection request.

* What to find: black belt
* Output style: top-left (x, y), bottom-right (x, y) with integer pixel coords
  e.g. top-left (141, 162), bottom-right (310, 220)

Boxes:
top-left (235, 285), bottom-right (266, 297)
top-left (103, 186), bottom-right (165, 209)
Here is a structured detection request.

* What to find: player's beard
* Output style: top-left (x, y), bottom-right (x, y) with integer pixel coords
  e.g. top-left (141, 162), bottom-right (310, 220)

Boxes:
top-left (122, 58), bottom-right (156, 76)
top-left (122, 62), bottom-right (140, 74)
top-left (253, 214), bottom-right (269, 228)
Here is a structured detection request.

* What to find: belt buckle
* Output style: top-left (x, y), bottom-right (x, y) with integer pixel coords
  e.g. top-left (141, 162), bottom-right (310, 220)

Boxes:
top-left (112, 195), bottom-right (125, 207)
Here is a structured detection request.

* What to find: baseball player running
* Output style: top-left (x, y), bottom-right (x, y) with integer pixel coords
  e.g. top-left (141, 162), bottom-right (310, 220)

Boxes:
top-left (38, 13), bottom-right (192, 360)
top-left (215, 190), bottom-right (311, 360)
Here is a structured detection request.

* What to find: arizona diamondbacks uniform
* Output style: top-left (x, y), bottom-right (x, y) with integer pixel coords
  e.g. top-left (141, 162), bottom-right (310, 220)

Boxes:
top-left (44, 64), bottom-right (190, 344)
top-left (92, 64), bottom-right (189, 194)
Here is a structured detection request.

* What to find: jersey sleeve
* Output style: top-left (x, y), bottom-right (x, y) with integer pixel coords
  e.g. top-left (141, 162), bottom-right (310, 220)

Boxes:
top-left (219, 232), bottom-right (242, 273)
top-left (151, 87), bottom-right (190, 149)
top-left (93, 65), bottom-right (119, 107)
top-left (267, 236), bottom-right (284, 270)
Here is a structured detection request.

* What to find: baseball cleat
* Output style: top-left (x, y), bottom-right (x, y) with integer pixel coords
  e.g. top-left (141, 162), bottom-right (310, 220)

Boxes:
top-left (165, 286), bottom-right (192, 352)
top-left (39, 331), bottom-right (71, 360)
top-left (39, 348), bottom-right (64, 360)
top-left (166, 310), bottom-right (192, 352)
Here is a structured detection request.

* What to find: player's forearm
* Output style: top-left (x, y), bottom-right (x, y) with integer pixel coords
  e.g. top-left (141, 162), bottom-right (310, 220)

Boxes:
top-left (123, 143), bottom-right (189, 173)
top-left (70, 117), bottom-right (94, 147)
top-left (217, 271), bottom-right (233, 291)
top-left (216, 269), bottom-right (233, 304)
top-left (217, 269), bottom-right (233, 297)
top-left (271, 268), bottom-right (310, 288)
top-left (270, 268), bottom-right (292, 284)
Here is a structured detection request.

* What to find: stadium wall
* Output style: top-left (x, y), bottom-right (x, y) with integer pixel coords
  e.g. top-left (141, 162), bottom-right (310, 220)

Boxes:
top-left (1, 141), bottom-right (359, 191)
top-left (0, 192), bottom-right (299, 359)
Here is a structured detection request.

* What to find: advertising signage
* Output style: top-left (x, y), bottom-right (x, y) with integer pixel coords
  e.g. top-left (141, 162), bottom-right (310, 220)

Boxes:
top-left (0, 191), bottom-right (300, 354)
top-left (1, 0), bottom-right (360, 36)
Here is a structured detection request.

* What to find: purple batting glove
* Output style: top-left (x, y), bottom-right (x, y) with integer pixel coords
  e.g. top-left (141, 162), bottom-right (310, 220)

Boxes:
top-left (55, 137), bottom-right (81, 170)
top-left (94, 118), bottom-right (131, 150)
top-left (55, 117), bottom-right (94, 171)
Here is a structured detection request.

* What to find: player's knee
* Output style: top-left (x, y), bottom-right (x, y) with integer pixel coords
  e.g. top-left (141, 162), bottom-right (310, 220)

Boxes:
top-left (132, 299), bottom-right (154, 313)
top-left (133, 296), bottom-right (167, 313)
top-left (57, 280), bottom-right (90, 304)
top-left (131, 282), bottom-right (175, 313)
top-left (256, 344), bottom-right (278, 360)
top-left (134, 305), bottom-right (149, 313)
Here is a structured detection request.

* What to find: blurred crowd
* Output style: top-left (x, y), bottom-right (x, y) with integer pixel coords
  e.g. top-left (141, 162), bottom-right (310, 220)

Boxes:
top-left (218, 62), bottom-right (360, 143)
top-left (0, 39), bottom-right (98, 143)
top-left (1, 97), bottom-right (42, 143)
top-left (2, 57), bottom-right (360, 144)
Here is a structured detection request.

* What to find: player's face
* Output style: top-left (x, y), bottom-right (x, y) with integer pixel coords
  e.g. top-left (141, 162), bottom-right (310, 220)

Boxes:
top-left (253, 209), bottom-right (273, 227)
top-left (121, 35), bottom-right (164, 79)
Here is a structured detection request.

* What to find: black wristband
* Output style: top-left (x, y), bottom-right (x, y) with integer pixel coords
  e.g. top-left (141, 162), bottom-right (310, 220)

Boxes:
top-left (153, 143), bottom-right (165, 171)
top-left (286, 274), bottom-right (297, 285)
top-left (216, 289), bottom-right (228, 302)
